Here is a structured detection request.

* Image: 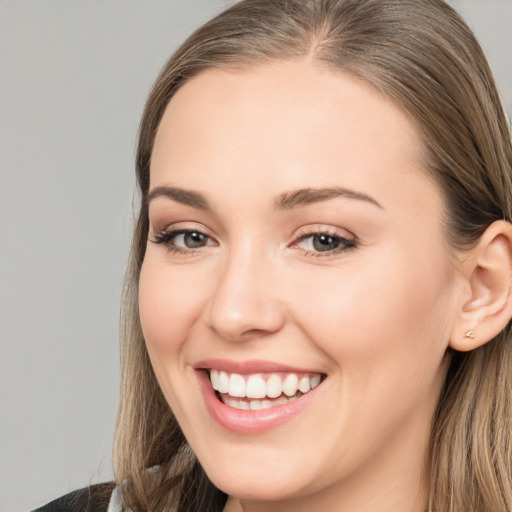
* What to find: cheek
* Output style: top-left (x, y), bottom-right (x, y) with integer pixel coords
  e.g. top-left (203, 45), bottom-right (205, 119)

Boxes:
top-left (290, 248), bottom-right (455, 379)
top-left (287, 252), bottom-right (455, 461)
top-left (138, 257), bottom-right (214, 420)
top-left (138, 257), bottom-right (207, 360)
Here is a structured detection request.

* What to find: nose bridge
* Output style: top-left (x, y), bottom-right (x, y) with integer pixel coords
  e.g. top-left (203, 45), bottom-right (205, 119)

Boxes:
top-left (206, 238), bottom-right (285, 341)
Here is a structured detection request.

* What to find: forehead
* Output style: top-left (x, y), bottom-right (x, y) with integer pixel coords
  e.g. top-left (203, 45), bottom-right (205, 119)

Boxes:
top-left (150, 60), bottom-right (436, 214)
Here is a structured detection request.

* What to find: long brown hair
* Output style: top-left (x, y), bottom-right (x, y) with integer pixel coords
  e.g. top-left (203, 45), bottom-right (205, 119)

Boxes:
top-left (113, 1), bottom-right (512, 510)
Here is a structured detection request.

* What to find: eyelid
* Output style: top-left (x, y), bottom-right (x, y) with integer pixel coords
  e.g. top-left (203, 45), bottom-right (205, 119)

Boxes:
top-left (291, 224), bottom-right (356, 242)
top-left (150, 219), bottom-right (212, 235)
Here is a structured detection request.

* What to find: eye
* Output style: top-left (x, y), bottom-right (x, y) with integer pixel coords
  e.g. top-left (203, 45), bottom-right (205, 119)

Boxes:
top-left (303, 233), bottom-right (343, 252)
top-left (176, 231), bottom-right (209, 248)
top-left (292, 229), bottom-right (357, 257)
top-left (151, 228), bottom-right (215, 254)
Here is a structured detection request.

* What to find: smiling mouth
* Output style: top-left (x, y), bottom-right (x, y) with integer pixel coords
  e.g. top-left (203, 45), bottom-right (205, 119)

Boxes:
top-left (208, 369), bottom-right (324, 411)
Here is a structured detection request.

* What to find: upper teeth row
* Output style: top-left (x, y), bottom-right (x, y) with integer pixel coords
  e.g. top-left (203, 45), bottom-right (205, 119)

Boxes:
top-left (210, 370), bottom-right (321, 399)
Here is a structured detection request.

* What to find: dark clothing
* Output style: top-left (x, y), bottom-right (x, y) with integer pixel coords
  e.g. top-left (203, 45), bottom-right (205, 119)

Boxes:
top-left (32, 483), bottom-right (115, 512)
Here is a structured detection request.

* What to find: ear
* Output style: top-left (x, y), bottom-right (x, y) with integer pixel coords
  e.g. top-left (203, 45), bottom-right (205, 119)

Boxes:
top-left (450, 220), bottom-right (512, 352)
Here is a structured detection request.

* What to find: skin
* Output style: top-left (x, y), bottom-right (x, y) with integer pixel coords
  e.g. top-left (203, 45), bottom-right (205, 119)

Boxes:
top-left (139, 60), bottom-right (470, 512)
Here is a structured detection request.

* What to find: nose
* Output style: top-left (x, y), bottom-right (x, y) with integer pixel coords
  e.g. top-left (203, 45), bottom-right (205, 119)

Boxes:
top-left (205, 245), bottom-right (286, 342)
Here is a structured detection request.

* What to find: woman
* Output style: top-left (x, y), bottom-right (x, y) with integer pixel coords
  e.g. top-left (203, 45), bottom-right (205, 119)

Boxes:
top-left (36, 0), bottom-right (512, 511)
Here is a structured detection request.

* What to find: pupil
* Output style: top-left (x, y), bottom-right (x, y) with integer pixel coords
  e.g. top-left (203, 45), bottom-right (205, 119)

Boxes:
top-left (313, 234), bottom-right (339, 252)
top-left (185, 232), bottom-right (206, 248)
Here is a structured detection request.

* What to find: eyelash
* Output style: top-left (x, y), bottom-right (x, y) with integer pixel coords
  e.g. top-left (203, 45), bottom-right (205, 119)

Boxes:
top-left (150, 227), bottom-right (358, 258)
top-left (151, 229), bottom-right (215, 256)
top-left (292, 229), bottom-right (357, 258)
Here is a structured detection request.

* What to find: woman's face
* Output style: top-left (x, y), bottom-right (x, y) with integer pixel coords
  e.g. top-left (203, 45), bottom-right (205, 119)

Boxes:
top-left (139, 61), bottom-right (464, 509)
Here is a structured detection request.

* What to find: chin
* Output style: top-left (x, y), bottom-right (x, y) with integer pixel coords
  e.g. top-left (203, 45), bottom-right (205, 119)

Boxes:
top-left (197, 448), bottom-right (316, 502)
top-left (208, 470), bottom-right (304, 502)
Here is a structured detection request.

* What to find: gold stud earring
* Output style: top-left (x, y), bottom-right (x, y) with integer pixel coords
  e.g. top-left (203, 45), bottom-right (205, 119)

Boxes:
top-left (464, 329), bottom-right (475, 339)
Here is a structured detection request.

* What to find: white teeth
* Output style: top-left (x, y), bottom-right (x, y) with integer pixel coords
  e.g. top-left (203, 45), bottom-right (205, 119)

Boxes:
top-left (217, 371), bottom-right (229, 393)
top-left (210, 369), bottom-right (323, 407)
top-left (210, 369), bottom-right (220, 390)
top-left (261, 400), bottom-right (272, 409)
top-left (298, 376), bottom-right (311, 393)
top-left (275, 396), bottom-right (288, 405)
top-left (266, 374), bottom-right (283, 398)
top-left (249, 400), bottom-right (262, 410)
top-left (282, 373), bottom-right (299, 396)
top-left (210, 369), bottom-right (230, 393)
top-left (220, 393), bottom-right (304, 410)
top-left (246, 374), bottom-right (267, 399)
top-left (228, 373), bottom-right (246, 398)
top-left (311, 374), bottom-right (321, 388)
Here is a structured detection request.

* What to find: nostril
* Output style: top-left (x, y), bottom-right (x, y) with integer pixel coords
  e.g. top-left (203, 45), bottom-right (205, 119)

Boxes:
top-left (203, 261), bottom-right (287, 341)
top-left (205, 301), bottom-right (286, 343)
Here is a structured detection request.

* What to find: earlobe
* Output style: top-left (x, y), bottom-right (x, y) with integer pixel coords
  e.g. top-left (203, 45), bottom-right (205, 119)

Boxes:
top-left (449, 220), bottom-right (512, 352)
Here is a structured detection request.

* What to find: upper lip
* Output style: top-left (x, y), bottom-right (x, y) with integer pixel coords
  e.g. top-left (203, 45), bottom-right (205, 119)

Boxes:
top-left (195, 358), bottom-right (324, 375)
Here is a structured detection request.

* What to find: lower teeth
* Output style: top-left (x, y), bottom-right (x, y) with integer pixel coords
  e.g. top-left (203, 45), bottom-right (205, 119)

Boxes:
top-left (220, 392), bottom-right (303, 410)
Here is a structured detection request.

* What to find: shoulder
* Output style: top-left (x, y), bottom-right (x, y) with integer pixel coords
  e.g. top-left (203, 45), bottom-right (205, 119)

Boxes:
top-left (32, 482), bottom-right (116, 512)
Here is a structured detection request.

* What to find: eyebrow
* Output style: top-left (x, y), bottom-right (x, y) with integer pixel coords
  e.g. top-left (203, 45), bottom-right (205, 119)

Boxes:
top-left (274, 187), bottom-right (383, 210)
top-left (145, 185), bottom-right (383, 211)
top-left (145, 186), bottom-right (211, 210)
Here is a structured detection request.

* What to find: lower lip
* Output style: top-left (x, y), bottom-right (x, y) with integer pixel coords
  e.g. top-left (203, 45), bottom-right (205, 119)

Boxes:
top-left (197, 371), bottom-right (322, 434)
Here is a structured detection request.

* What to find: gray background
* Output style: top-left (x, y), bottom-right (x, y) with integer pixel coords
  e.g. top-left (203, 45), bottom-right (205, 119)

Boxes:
top-left (0, 1), bottom-right (510, 511)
